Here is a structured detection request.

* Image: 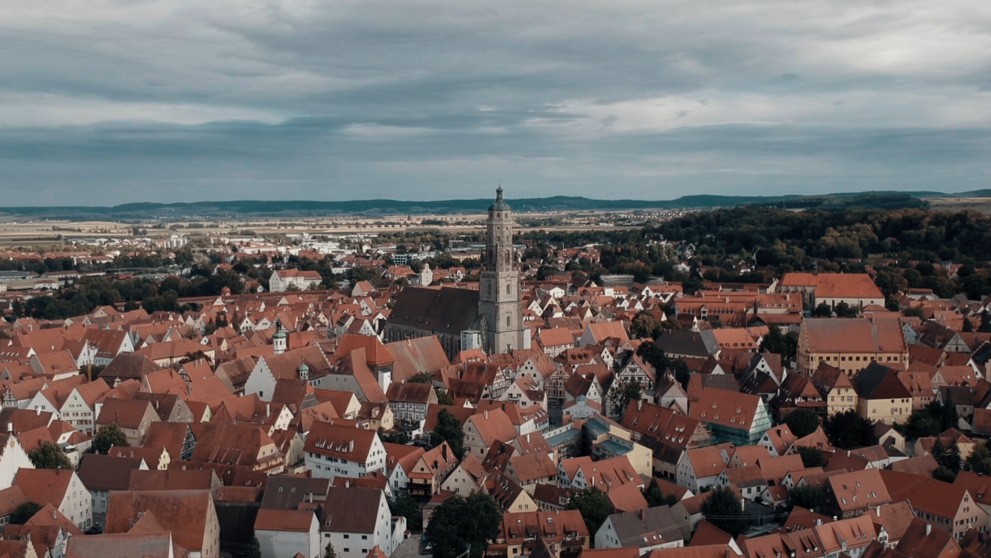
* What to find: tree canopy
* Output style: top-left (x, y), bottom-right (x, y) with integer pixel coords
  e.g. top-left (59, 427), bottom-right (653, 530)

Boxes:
top-left (430, 409), bottom-right (465, 461)
top-left (566, 488), bottom-right (611, 536)
top-left (902, 401), bottom-right (958, 439)
top-left (783, 409), bottom-right (821, 438)
top-left (610, 380), bottom-right (643, 418)
top-left (788, 485), bottom-right (827, 514)
top-left (797, 446), bottom-right (824, 469)
top-left (92, 423), bottom-right (129, 454)
top-left (389, 492), bottom-right (422, 531)
top-left (28, 441), bottom-right (72, 470)
top-left (642, 478), bottom-right (678, 507)
top-left (423, 493), bottom-right (502, 558)
top-left (823, 410), bottom-right (874, 450)
top-left (700, 487), bottom-right (747, 538)
top-left (9, 502), bottom-right (41, 525)
top-left (966, 442), bottom-right (991, 475)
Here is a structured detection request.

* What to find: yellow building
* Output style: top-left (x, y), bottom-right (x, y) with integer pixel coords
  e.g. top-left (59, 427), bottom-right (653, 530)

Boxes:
top-left (811, 363), bottom-right (859, 416)
top-left (854, 363), bottom-right (914, 425)
top-left (798, 318), bottom-right (908, 377)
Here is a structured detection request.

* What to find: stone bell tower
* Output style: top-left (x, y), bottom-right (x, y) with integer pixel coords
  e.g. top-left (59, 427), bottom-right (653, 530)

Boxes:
top-left (478, 187), bottom-right (525, 354)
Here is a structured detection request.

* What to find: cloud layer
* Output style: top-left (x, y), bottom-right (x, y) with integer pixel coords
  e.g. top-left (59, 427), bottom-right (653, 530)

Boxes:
top-left (1, 0), bottom-right (989, 205)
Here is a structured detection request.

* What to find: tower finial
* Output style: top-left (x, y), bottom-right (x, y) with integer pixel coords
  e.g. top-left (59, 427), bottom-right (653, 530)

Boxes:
top-left (496, 185), bottom-right (503, 201)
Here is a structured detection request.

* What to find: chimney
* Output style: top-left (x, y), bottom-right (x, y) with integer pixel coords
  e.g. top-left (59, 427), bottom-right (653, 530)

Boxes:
top-left (637, 400), bottom-right (642, 411)
top-left (6, 423), bottom-right (11, 434)
top-left (484, 410), bottom-right (489, 420)
top-left (35, 408), bottom-right (40, 416)
top-left (926, 524), bottom-right (932, 536)
top-left (527, 433), bottom-right (531, 444)
top-left (876, 506), bottom-right (880, 516)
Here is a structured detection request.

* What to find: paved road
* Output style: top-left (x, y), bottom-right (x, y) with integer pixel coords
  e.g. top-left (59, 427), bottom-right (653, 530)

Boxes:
top-left (393, 534), bottom-right (430, 558)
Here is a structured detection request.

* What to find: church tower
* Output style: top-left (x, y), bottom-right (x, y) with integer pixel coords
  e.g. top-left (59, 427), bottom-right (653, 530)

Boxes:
top-left (479, 187), bottom-right (525, 354)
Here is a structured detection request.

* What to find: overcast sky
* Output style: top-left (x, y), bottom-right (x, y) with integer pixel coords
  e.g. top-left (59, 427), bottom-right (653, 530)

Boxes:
top-left (1, 0), bottom-right (990, 206)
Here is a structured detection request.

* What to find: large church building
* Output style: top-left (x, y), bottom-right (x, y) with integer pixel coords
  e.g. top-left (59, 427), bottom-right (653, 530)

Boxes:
top-left (384, 188), bottom-right (528, 359)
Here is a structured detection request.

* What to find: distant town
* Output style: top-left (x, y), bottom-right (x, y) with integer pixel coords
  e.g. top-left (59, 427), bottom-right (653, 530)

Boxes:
top-left (0, 189), bottom-right (989, 558)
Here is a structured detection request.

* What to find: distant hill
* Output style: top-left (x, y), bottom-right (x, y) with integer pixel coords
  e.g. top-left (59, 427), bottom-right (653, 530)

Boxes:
top-left (0, 190), bottom-right (953, 219)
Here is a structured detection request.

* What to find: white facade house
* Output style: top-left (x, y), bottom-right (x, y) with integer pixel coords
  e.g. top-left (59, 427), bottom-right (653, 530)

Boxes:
top-left (594, 508), bottom-right (684, 554)
top-left (0, 435), bottom-right (34, 490)
top-left (15, 469), bottom-right (93, 530)
top-left (270, 269), bottom-right (323, 292)
top-left (255, 509), bottom-right (321, 558)
top-left (304, 422), bottom-right (387, 481)
top-left (321, 488), bottom-right (404, 558)
top-left (675, 447), bottom-right (729, 493)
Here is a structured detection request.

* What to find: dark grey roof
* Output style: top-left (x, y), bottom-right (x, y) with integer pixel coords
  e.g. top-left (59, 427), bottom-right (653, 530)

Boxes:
top-left (700, 374), bottom-right (740, 393)
top-left (855, 362), bottom-right (912, 399)
top-left (388, 287), bottom-right (480, 333)
top-left (654, 330), bottom-right (718, 358)
top-left (99, 353), bottom-right (160, 382)
top-left (489, 187), bottom-right (510, 212)
top-left (607, 506), bottom-right (683, 547)
top-left (322, 487), bottom-right (384, 533)
top-left (260, 477), bottom-right (331, 511)
top-left (972, 342), bottom-right (991, 367)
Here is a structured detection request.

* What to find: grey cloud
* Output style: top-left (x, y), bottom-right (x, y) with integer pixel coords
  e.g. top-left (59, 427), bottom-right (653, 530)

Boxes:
top-left (0, 0), bottom-right (989, 204)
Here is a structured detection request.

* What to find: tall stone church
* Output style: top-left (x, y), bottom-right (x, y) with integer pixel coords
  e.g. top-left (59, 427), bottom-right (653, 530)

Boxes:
top-left (478, 187), bottom-right (526, 354)
top-left (384, 188), bottom-right (526, 358)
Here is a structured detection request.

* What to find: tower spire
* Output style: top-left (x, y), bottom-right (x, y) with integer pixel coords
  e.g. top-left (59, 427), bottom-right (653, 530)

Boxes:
top-left (479, 186), bottom-right (524, 354)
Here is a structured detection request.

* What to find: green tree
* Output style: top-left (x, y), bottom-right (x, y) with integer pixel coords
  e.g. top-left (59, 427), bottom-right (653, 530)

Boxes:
top-left (788, 484), bottom-right (827, 514)
top-left (324, 542), bottom-right (336, 558)
top-left (423, 493), bottom-right (501, 558)
top-left (389, 492), bottom-right (422, 530)
top-left (670, 359), bottom-right (691, 389)
top-left (248, 537), bottom-right (262, 558)
top-left (981, 311), bottom-right (991, 334)
top-left (797, 446), bottom-right (824, 469)
top-left (834, 302), bottom-right (859, 318)
top-left (636, 341), bottom-right (668, 372)
top-left (93, 423), bottom-right (130, 454)
top-left (409, 372), bottom-right (434, 384)
top-left (566, 488), bottom-right (611, 536)
top-left (823, 410), bottom-right (874, 450)
top-left (630, 311), bottom-right (660, 339)
top-left (933, 466), bottom-right (957, 483)
top-left (380, 428), bottom-right (411, 445)
top-left (8, 502), bottom-right (41, 525)
top-left (436, 389), bottom-right (455, 406)
top-left (610, 380), bottom-right (642, 418)
top-left (28, 441), bottom-right (72, 469)
top-left (700, 487), bottom-right (747, 538)
top-left (642, 478), bottom-right (677, 507)
top-left (813, 302), bottom-right (833, 318)
top-left (966, 442), bottom-right (991, 475)
top-left (783, 409), bottom-right (821, 438)
top-left (904, 401), bottom-right (958, 439)
top-left (932, 439), bottom-right (961, 473)
top-left (430, 409), bottom-right (465, 460)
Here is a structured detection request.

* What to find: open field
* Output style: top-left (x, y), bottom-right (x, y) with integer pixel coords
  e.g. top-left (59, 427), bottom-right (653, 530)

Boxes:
top-left (924, 196), bottom-right (991, 213)
top-left (0, 211), bottom-right (653, 247)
